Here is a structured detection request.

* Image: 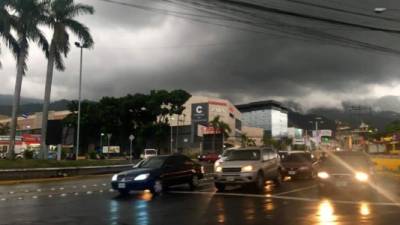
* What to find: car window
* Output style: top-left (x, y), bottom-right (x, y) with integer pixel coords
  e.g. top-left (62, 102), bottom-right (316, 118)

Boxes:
top-left (225, 150), bottom-right (261, 161)
top-left (283, 153), bottom-right (312, 162)
top-left (140, 157), bottom-right (167, 169)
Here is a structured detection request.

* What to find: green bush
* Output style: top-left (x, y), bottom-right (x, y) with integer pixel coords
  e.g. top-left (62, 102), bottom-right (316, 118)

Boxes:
top-left (23, 150), bottom-right (34, 159)
top-left (88, 150), bottom-right (98, 160)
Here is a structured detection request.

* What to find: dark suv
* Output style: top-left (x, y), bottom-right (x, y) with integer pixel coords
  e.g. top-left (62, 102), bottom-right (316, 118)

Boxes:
top-left (316, 151), bottom-right (375, 194)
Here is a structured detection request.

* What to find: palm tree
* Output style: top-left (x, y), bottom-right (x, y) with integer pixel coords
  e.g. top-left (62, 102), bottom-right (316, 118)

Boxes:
top-left (40, 0), bottom-right (94, 159)
top-left (7, 0), bottom-right (49, 159)
top-left (0, 0), bottom-right (18, 68)
top-left (0, 122), bottom-right (10, 135)
top-left (210, 116), bottom-right (232, 152)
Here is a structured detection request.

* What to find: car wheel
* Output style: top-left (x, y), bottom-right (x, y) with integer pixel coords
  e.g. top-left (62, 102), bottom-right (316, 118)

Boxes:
top-left (118, 189), bottom-right (130, 196)
top-left (189, 175), bottom-right (199, 190)
top-left (273, 171), bottom-right (283, 187)
top-left (150, 179), bottom-right (164, 195)
top-left (251, 172), bottom-right (265, 192)
top-left (215, 183), bottom-right (225, 192)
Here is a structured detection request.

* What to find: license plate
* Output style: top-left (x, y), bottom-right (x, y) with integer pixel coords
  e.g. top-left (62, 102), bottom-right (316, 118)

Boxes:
top-left (335, 181), bottom-right (347, 187)
top-left (288, 171), bottom-right (296, 175)
top-left (118, 183), bottom-right (126, 189)
top-left (226, 177), bottom-right (235, 182)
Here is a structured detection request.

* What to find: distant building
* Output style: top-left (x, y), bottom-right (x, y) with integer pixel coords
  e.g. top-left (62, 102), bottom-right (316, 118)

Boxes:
top-left (166, 96), bottom-right (243, 152)
top-left (0, 111), bottom-right (71, 135)
top-left (236, 100), bottom-right (288, 139)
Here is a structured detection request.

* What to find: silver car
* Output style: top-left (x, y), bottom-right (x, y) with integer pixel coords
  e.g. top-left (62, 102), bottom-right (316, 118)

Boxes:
top-left (214, 148), bottom-right (283, 192)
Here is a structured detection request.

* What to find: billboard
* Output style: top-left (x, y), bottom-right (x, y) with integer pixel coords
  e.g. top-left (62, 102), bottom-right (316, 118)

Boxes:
top-left (191, 103), bottom-right (208, 123)
top-left (102, 146), bottom-right (120, 154)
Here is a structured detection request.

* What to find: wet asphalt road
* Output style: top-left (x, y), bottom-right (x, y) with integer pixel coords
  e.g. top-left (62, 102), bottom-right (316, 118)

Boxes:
top-left (0, 173), bottom-right (399, 225)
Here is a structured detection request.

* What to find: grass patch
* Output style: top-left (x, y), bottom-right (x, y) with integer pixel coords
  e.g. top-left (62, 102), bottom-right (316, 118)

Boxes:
top-left (0, 159), bottom-right (132, 169)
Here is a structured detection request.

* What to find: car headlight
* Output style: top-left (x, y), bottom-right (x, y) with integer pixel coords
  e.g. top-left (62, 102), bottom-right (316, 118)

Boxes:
top-left (214, 161), bottom-right (220, 167)
top-left (241, 165), bottom-right (253, 172)
top-left (215, 166), bottom-right (222, 173)
top-left (317, 171), bottom-right (330, 179)
top-left (355, 172), bottom-right (369, 182)
top-left (112, 174), bottom-right (118, 181)
top-left (134, 173), bottom-right (150, 181)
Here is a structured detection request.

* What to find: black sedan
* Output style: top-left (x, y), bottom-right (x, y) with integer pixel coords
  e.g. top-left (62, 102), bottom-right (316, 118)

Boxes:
top-left (281, 151), bottom-right (317, 179)
top-left (317, 151), bottom-right (375, 194)
top-left (111, 154), bottom-right (204, 195)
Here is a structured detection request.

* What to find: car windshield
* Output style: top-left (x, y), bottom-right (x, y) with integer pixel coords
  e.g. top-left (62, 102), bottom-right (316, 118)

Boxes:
top-left (145, 150), bottom-right (157, 155)
top-left (139, 157), bottom-right (166, 169)
top-left (225, 150), bottom-right (260, 161)
top-left (321, 153), bottom-right (371, 170)
top-left (283, 153), bottom-right (312, 162)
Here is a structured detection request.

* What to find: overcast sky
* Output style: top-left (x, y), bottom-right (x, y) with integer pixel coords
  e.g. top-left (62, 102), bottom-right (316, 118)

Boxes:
top-left (2, 0), bottom-right (400, 111)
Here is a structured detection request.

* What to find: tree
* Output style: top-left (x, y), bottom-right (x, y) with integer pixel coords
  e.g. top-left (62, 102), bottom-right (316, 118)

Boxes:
top-left (0, 122), bottom-right (10, 135)
top-left (385, 120), bottom-right (400, 134)
top-left (40, 0), bottom-right (94, 159)
top-left (210, 116), bottom-right (232, 152)
top-left (0, 0), bottom-right (18, 68)
top-left (241, 133), bottom-right (256, 147)
top-left (7, 0), bottom-right (49, 159)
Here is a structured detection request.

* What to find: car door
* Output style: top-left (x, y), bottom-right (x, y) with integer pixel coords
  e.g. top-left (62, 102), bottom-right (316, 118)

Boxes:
top-left (261, 148), bottom-right (271, 176)
top-left (265, 149), bottom-right (278, 178)
top-left (162, 156), bottom-right (182, 186)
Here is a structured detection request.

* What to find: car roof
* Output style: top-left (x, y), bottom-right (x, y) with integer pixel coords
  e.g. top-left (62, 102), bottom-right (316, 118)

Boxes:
top-left (230, 148), bottom-right (262, 151)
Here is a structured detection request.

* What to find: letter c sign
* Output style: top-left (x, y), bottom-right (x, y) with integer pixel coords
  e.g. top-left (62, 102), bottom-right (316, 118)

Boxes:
top-left (196, 105), bottom-right (203, 114)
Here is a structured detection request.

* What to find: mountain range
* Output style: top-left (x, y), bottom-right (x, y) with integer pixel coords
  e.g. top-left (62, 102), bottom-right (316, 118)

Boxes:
top-left (0, 95), bottom-right (398, 132)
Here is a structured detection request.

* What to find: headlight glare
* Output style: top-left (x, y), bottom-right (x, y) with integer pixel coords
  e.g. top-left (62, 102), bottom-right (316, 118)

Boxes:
top-left (112, 174), bottom-right (118, 181)
top-left (355, 172), bottom-right (369, 182)
top-left (317, 171), bottom-right (330, 179)
top-left (241, 165), bottom-right (253, 172)
top-left (215, 166), bottom-right (222, 173)
top-left (134, 173), bottom-right (150, 181)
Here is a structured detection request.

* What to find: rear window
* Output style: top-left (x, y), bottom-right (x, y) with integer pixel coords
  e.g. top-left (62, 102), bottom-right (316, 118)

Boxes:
top-left (283, 153), bottom-right (312, 162)
top-left (225, 150), bottom-right (260, 161)
top-left (145, 150), bottom-right (157, 155)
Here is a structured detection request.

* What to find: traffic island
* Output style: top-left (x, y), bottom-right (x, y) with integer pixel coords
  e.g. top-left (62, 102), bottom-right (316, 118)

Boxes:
top-left (0, 160), bottom-right (137, 181)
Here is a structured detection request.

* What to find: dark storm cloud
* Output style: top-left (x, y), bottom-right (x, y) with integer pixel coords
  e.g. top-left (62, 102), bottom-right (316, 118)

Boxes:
top-left (2, 0), bottom-right (400, 111)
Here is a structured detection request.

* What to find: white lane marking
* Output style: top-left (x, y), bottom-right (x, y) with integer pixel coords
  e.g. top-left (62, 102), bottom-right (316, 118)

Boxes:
top-left (17, 197), bottom-right (23, 200)
top-left (9, 191), bottom-right (14, 194)
top-left (99, 190), bottom-right (104, 193)
top-left (32, 196), bottom-right (38, 199)
top-left (102, 183), bottom-right (107, 186)
top-left (92, 184), bottom-right (98, 187)
top-left (24, 190), bottom-right (29, 193)
top-left (48, 195), bottom-right (53, 198)
top-left (74, 192), bottom-right (79, 196)
top-left (109, 189), bottom-right (114, 192)
top-left (169, 190), bottom-right (400, 206)
top-left (51, 188), bottom-right (56, 191)
top-left (1, 198), bottom-right (6, 201)
top-left (73, 186), bottom-right (77, 189)
top-left (86, 191), bottom-right (93, 195)
top-left (274, 185), bottom-right (316, 196)
top-left (37, 189), bottom-right (42, 192)
top-left (60, 193), bottom-right (67, 197)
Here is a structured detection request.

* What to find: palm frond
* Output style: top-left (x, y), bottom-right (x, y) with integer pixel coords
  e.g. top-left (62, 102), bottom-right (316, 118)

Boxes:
top-left (64, 18), bottom-right (94, 48)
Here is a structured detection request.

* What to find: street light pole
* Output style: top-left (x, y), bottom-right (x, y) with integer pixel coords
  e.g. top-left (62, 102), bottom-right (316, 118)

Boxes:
top-left (169, 117), bottom-right (175, 154)
top-left (100, 133), bottom-right (104, 150)
top-left (75, 42), bottom-right (88, 160)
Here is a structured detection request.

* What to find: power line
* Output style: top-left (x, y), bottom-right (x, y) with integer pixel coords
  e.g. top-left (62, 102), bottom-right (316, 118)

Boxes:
top-left (284, 0), bottom-right (400, 23)
top-left (174, 0), bottom-right (400, 55)
top-left (213, 0), bottom-right (400, 34)
top-left (96, 0), bottom-right (400, 56)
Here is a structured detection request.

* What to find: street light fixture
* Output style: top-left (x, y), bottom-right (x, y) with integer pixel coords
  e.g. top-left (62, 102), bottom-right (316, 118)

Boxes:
top-left (169, 117), bottom-right (175, 154)
top-left (75, 41), bottom-right (89, 160)
top-left (373, 7), bottom-right (400, 13)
